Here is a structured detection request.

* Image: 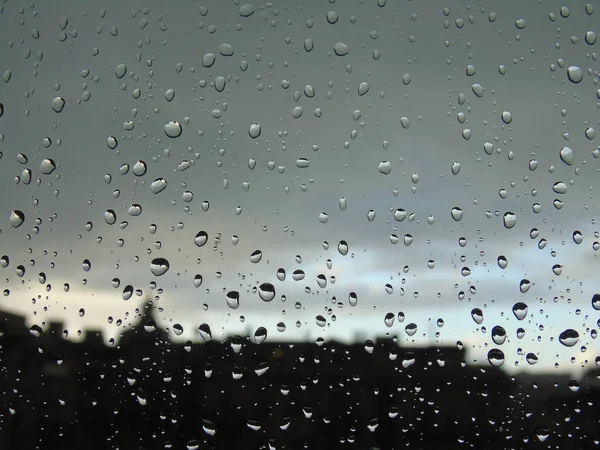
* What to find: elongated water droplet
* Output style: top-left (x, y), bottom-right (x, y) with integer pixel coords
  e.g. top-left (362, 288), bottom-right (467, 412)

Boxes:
top-left (115, 63), bottom-right (127, 78)
top-left (150, 178), bottom-right (167, 194)
top-left (253, 326), bottom-right (267, 344)
top-left (226, 291), bottom-right (240, 309)
top-left (248, 123), bottom-right (261, 138)
top-left (333, 42), bottom-right (349, 56)
top-left (471, 308), bottom-right (483, 324)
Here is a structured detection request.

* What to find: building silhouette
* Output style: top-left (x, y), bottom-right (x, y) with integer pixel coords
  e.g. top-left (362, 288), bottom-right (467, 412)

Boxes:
top-left (0, 302), bottom-right (598, 449)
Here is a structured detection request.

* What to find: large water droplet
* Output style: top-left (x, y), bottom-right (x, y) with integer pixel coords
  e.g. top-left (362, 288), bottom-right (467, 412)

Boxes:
top-left (218, 43), bottom-right (234, 56)
top-left (150, 258), bottom-right (170, 276)
top-left (248, 123), bottom-right (261, 138)
top-left (258, 283), bottom-right (275, 302)
top-left (292, 270), bottom-right (305, 281)
top-left (253, 327), bottom-right (267, 344)
top-left (519, 279), bottom-right (531, 293)
top-left (9, 210), bottom-right (24, 228)
top-left (512, 302), bottom-right (528, 320)
top-left (552, 181), bottom-right (568, 194)
top-left (471, 308), bottom-right (483, 324)
top-left (198, 323), bottom-right (212, 341)
top-left (405, 323), bottom-right (418, 336)
top-left (226, 291), bottom-right (240, 309)
top-left (497, 255), bottom-right (508, 269)
top-left (503, 212), bottom-right (517, 229)
top-left (384, 313), bottom-right (395, 327)
top-left (378, 161), bottom-right (392, 174)
top-left (315, 315), bottom-right (327, 327)
top-left (104, 209), bottom-right (117, 225)
top-left (132, 160), bottom-right (147, 176)
top-left (51, 96), bottom-right (65, 113)
top-left (164, 121), bottom-right (182, 138)
top-left (338, 240), bottom-right (349, 255)
top-left (333, 42), bottom-right (349, 56)
top-left (150, 178), bottom-right (167, 194)
top-left (194, 231), bottom-right (208, 247)
top-left (559, 146), bottom-right (574, 166)
top-left (487, 349), bottom-right (505, 367)
top-left (239, 4), bottom-right (255, 17)
top-left (491, 325), bottom-right (507, 345)
top-left (250, 250), bottom-right (262, 263)
top-left (567, 66), bottom-right (583, 83)
top-left (115, 63), bottom-right (127, 78)
top-left (358, 82), bottom-right (370, 96)
top-left (451, 207), bottom-right (463, 221)
top-left (592, 294), bottom-right (600, 310)
top-left (558, 329), bottom-right (579, 347)
top-left (40, 158), bottom-right (56, 174)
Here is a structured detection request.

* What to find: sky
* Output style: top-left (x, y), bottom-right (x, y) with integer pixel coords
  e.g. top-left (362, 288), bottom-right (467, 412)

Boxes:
top-left (0, 0), bottom-right (599, 376)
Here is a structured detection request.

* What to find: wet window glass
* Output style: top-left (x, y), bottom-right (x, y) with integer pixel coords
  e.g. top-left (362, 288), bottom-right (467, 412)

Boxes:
top-left (0, 0), bottom-right (599, 448)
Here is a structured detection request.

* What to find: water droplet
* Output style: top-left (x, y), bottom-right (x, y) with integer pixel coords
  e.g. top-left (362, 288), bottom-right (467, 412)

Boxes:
top-left (512, 302), bottom-right (528, 320)
top-left (164, 121), bottom-right (182, 138)
top-left (348, 292), bottom-right (358, 307)
top-left (9, 210), bottom-right (24, 228)
top-left (277, 268), bottom-right (286, 281)
top-left (292, 270), bottom-right (305, 281)
top-left (296, 157), bottom-right (309, 168)
top-left (218, 43), bottom-right (234, 56)
top-left (487, 349), bottom-right (505, 367)
top-left (107, 136), bottom-right (118, 149)
top-left (40, 158), bottom-right (56, 175)
top-left (552, 264), bottom-right (563, 275)
top-left (150, 258), bottom-right (170, 276)
top-left (248, 123), bottom-right (261, 138)
top-left (451, 162), bottom-right (461, 175)
top-left (501, 111), bottom-right (512, 124)
top-left (198, 323), bottom-right (212, 341)
top-left (586, 30), bottom-right (597, 45)
top-left (202, 53), bottom-right (215, 68)
top-left (559, 146), bottom-right (574, 166)
top-left (558, 329), bottom-right (579, 347)
top-left (358, 82), bottom-right (370, 96)
top-left (471, 308), bottom-right (483, 324)
top-left (497, 256), bottom-right (508, 269)
top-left (104, 209), bottom-right (117, 225)
top-left (552, 182), bottom-right (568, 194)
top-left (122, 285), bottom-right (133, 301)
top-left (378, 161), bottom-right (392, 174)
top-left (333, 42), bottom-right (349, 56)
top-left (226, 291), bottom-right (240, 309)
top-left (239, 4), bottom-right (255, 17)
top-left (451, 207), bottom-right (463, 221)
top-left (471, 84), bottom-right (484, 97)
top-left (394, 209), bottom-right (407, 221)
top-left (315, 315), bottom-right (327, 327)
top-left (250, 250), bottom-right (262, 263)
top-left (29, 325), bottom-right (42, 337)
top-left (194, 231), bottom-right (208, 247)
top-left (164, 88), bottom-right (175, 102)
top-left (567, 66), bottom-right (583, 84)
top-left (258, 283), bottom-right (275, 302)
top-left (51, 96), bottom-right (65, 113)
top-left (491, 326), bottom-right (507, 345)
top-left (172, 323), bottom-right (184, 336)
top-left (384, 313), bottom-right (395, 327)
top-left (253, 327), bottom-right (267, 344)
top-left (526, 353), bottom-right (538, 365)
top-left (132, 160), bottom-right (147, 176)
top-left (115, 63), bottom-right (127, 78)
top-left (337, 240), bottom-right (349, 255)
top-left (405, 323), bottom-right (418, 336)
top-left (503, 212), bottom-right (517, 229)
top-left (515, 18), bottom-right (526, 29)
top-left (82, 259), bottom-right (91, 271)
top-left (150, 178), bottom-right (167, 194)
